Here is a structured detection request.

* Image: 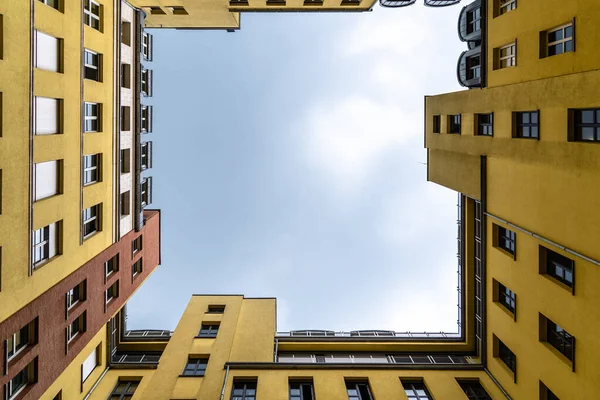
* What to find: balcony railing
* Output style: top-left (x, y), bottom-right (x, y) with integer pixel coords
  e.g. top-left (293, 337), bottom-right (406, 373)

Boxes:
top-left (112, 351), bottom-right (162, 364)
top-left (277, 353), bottom-right (471, 364)
top-left (277, 331), bottom-right (461, 338)
top-left (125, 329), bottom-right (172, 338)
top-left (380, 0), bottom-right (460, 7)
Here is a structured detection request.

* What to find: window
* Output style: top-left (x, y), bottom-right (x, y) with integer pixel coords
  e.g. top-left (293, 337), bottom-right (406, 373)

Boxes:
top-left (497, 281), bottom-right (516, 314)
top-left (141, 68), bottom-right (152, 96)
top-left (83, 204), bottom-right (101, 238)
top-left (141, 105), bottom-right (152, 133)
top-left (7, 322), bottom-right (35, 361)
top-left (289, 381), bottom-right (314, 400)
top-left (82, 345), bottom-right (99, 383)
top-left (84, 49), bottom-right (101, 81)
top-left (34, 97), bottom-right (60, 135)
top-left (540, 381), bottom-right (560, 400)
top-left (542, 315), bottom-right (574, 361)
top-left (66, 281), bottom-right (85, 309)
top-left (34, 160), bottom-right (61, 200)
top-left (496, 337), bottom-right (516, 374)
top-left (141, 142), bottom-right (152, 170)
top-left (83, 154), bottom-right (100, 185)
top-left (84, 0), bottom-right (101, 30)
top-left (346, 381), bottom-right (373, 400)
top-left (231, 380), bottom-right (257, 400)
top-left (571, 109), bottom-right (600, 142)
top-left (105, 254), bottom-right (118, 277)
top-left (7, 359), bottom-right (36, 400)
top-left (35, 30), bottom-right (60, 72)
top-left (120, 191), bottom-right (130, 217)
top-left (121, 21), bottom-right (131, 46)
top-left (402, 381), bottom-right (432, 400)
top-left (545, 23), bottom-right (574, 57)
top-left (541, 247), bottom-right (574, 288)
top-left (109, 380), bottom-right (139, 400)
top-left (198, 324), bottom-right (219, 338)
top-left (476, 113), bottom-right (493, 136)
top-left (449, 114), bottom-right (461, 134)
top-left (120, 149), bottom-right (131, 174)
top-left (496, 225), bottom-right (515, 255)
top-left (52, 390), bottom-right (62, 400)
top-left (149, 6), bottom-right (166, 14)
top-left (182, 358), bottom-right (208, 376)
top-left (466, 7), bottom-right (481, 34)
top-left (106, 281), bottom-right (119, 304)
top-left (467, 55), bottom-right (481, 80)
top-left (432, 115), bottom-right (440, 134)
top-left (499, 0), bottom-right (516, 15)
top-left (121, 106), bottom-right (130, 131)
top-left (207, 305), bottom-right (226, 314)
top-left (67, 312), bottom-right (86, 342)
top-left (515, 111), bottom-right (539, 139)
top-left (132, 258), bottom-right (142, 277)
top-left (458, 380), bottom-right (492, 400)
top-left (33, 222), bottom-right (59, 268)
top-left (39, 0), bottom-right (60, 9)
top-left (84, 102), bottom-right (101, 132)
top-left (142, 32), bottom-right (153, 61)
top-left (132, 235), bottom-right (142, 255)
top-left (121, 64), bottom-right (131, 89)
top-left (497, 43), bottom-right (516, 68)
top-left (141, 177), bottom-right (152, 207)
top-left (169, 6), bottom-right (188, 14)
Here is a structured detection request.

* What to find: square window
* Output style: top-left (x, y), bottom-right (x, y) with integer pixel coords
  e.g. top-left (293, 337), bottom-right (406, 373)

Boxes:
top-left (83, 154), bottom-right (100, 185)
top-left (541, 314), bottom-right (574, 362)
top-left (495, 280), bottom-right (516, 314)
top-left (132, 258), bottom-right (143, 277)
top-left (106, 281), bottom-right (119, 304)
top-left (498, 0), bottom-right (516, 15)
top-left (497, 42), bottom-right (516, 69)
top-left (66, 281), bottom-right (86, 310)
top-left (541, 247), bottom-right (574, 289)
top-left (83, 204), bottom-right (101, 238)
top-left (495, 225), bottom-right (516, 255)
top-left (515, 111), bottom-right (539, 139)
top-left (571, 108), bottom-right (600, 142)
top-left (476, 113), bottom-right (493, 136)
top-left (84, 49), bottom-right (101, 81)
top-left (449, 114), bottom-right (461, 134)
top-left (84, 0), bottom-right (101, 30)
top-left (182, 358), bottom-right (208, 376)
top-left (495, 336), bottom-right (516, 375)
top-left (105, 254), bottom-right (118, 278)
top-left (84, 102), bottom-right (101, 132)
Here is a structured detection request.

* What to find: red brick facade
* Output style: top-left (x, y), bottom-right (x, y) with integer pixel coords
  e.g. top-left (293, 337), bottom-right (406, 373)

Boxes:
top-left (1, 210), bottom-right (161, 400)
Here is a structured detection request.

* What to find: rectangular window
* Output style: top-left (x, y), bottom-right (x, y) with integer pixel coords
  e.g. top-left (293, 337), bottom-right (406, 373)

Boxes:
top-left (495, 336), bottom-right (516, 375)
top-left (7, 321), bottom-right (35, 361)
top-left (541, 315), bottom-right (574, 361)
top-left (7, 358), bottom-right (36, 400)
top-left (571, 108), bottom-right (600, 142)
top-left (449, 114), bottom-right (461, 134)
top-left (120, 149), bottom-right (131, 174)
top-left (120, 191), bottom-right (130, 217)
top-left (83, 204), bottom-right (101, 238)
top-left (198, 324), bottom-right (219, 338)
top-left (231, 380), bottom-right (257, 400)
top-left (545, 23), bottom-right (574, 57)
top-left (105, 254), bottom-right (118, 278)
top-left (121, 63), bottom-right (131, 89)
top-left (141, 177), bottom-right (152, 207)
top-left (132, 235), bottom-right (142, 255)
top-left (540, 381), bottom-right (560, 400)
top-left (496, 281), bottom-right (516, 314)
top-left (289, 381), bottom-right (314, 400)
top-left (182, 358), bottom-right (208, 376)
top-left (121, 21), bottom-right (131, 46)
top-left (497, 42), bottom-right (516, 68)
top-left (66, 281), bottom-right (86, 309)
top-left (141, 105), bottom-right (152, 133)
top-left (467, 55), bottom-right (481, 80)
top-left (169, 6), bottom-right (188, 15)
top-left (466, 7), bottom-right (481, 34)
top-left (33, 222), bottom-right (59, 268)
top-left (83, 154), bottom-right (100, 185)
top-left (84, 102), bottom-right (101, 132)
top-left (149, 6), bottom-right (166, 14)
top-left (67, 312), bottom-right (85, 342)
top-left (141, 68), bottom-right (152, 96)
top-left (495, 225), bottom-right (516, 255)
top-left (35, 30), bottom-right (60, 72)
top-left (34, 160), bottom-right (61, 201)
top-left (141, 142), bottom-right (152, 170)
top-left (84, 0), bottom-right (101, 30)
top-left (207, 305), bottom-right (226, 314)
top-left (121, 106), bottom-right (130, 131)
top-left (432, 115), bottom-right (440, 134)
top-left (476, 113), bottom-right (493, 136)
top-left (402, 381), bottom-right (432, 400)
top-left (515, 111), bottom-right (539, 139)
top-left (457, 380), bottom-right (492, 400)
top-left (84, 49), bottom-right (101, 81)
top-left (541, 247), bottom-right (574, 288)
top-left (34, 97), bottom-right (60, 135)
top-left (499, 0), bottom-right (516, 14)
top-left (39, 0), bottom-right (60, 9)
top-left (142, 32), bottom-right (153, 61)
top-left (346, 381), bottom-right (373, 400)
top-left (81, 345), bottom-right (99, 383)
top-left (109, 380), bottom-right (139, 400)
top-left (132, 258), bottom-right (142, 277)
top-left (105, 281), bottom-right (119, 304)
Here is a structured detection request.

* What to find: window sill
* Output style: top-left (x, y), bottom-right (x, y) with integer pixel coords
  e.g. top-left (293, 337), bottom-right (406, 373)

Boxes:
top-left (7, 344), bottom-right (30, 367)
top-left (83, 231), bottom-right (102, 241)
top-left (540, 341), bottom-right (574, 370)
top-left (194, 336), bottom-right (217, 339)
top-left (33, 254), bottom-right (61, 272)
top-left (83, 181), bottom-right (100, 187)
top-left (178, 374), bottom-right (205, 378)
top-left (494, 357), bottom-right (516, 383)
top-left (67, 300), bottom-right (86, 319)
top-left (34, 193), bottom-right (63, 204)
top-left (494, 302), bottom-right (516, 321)
top-left (541, 274), bottom-right (574, 295)
top-left (494, 246), bottom-right (516, 261)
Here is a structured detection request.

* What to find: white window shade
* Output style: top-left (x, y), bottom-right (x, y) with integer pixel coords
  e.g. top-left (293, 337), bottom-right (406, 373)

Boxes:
top-left (81, 346), bottom-right (98, 383)
top-left (35, 97), bottom-right (59, 135)
top-left (35, 31), bottom-right (59, 72)
top-left (34, 160), bottom-right (59, 201)
top-left (48, 222), bottom-right (58, 259)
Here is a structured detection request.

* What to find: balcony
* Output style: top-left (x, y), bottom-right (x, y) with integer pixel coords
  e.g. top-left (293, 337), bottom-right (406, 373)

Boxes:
top-left (276, 353), bottom-right (471, 364)
top-left (124, 329), bottom-right (172, 340)
top-left (141, 105), bottom-right (153, 133)
top-left (141, 141), bottom-right (153, 171)
top-left (276, 330), bottom-right (461, 339)
top-left (458, 0), bottom-right (482, 43)
top-left (457, 46), bottom-right (483, 88)
top-left (141, 68), bottom-right (153, 97)
top-left (141, 177), bottom-right (153, 208)
top-left (380, 0), bottom-right (460, 7)
top-left (112, 351), bottom-right (162, 367)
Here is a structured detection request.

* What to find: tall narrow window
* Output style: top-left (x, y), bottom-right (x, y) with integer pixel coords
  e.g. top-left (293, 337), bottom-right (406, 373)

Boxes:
top-left (121, 106), bottom-right (131, 131)
top-left (105, 254), bottom-right (119, 278)
top-left (432, 115), bottom-right (441, 134)
top-left (495, 336), bottom-right (517, 376)
top-left (289, 381), bottom-right (314, 400)
top-left (142, 32), bottom-right (153, 61)
top-left (544, 23), bottom-right (573, 57)
top-left (33, 222), bottom-right (59, 268)
top-left (106, 280), bottom-right (119, 304)
top-left (132, 235), bottom-right (142, 255)
top-left (109, 380), bottom-right (139, 400)
top-left (34, 160), bottom-right (61, 200)
top-left (141, 177), bottom-right (152, 207)
top-left (467, 55), bottom-right (481, 80)
top-left (67, 312), bottom-right (86, 342)
top-left (495, 225), bottom-right (516, 255)
top-left (231, 380), bottom-right (257, 400)
top-left (35, 31), bottom-right (60, 72)
top-left (66, 281), bottom-right (86, 309)
top-left (34, 97), bottom-right (60, 135)
top-left (120, 191), bottom-right (130, 217)
top-left (121, 64), bottom-right (131, 89)
top-left (541, 315), bottom-right (575, 362)
top-left (83, 204), bottom-right (101, 238)
top-left (81, 346), bottom-right (99, 384)
top-left (449, 114), bottom-right (461, 134)
top-left (141, 105), bottom-right (152, 133)
top-left (84, 49), bottom-right (101, 81)
top-left (141, 68), bottom-right (153, 97)
top-left (466, 7), bottom-right (481, 34)
top-left (121, 21), bottom-right (131, 46)
top-left (402, 381), bottom-right (432, 400)
top-left (198, 324), bottom-right (219, 338)
top-left (571, 109), bottom-right (600, 142)
top-left (120, 149), bottom-right (131, 174)
top-left (476, 113), bottom-right (493, 136)
top-left (141, 142), bottom-right (152, 170)
top-left (515, 111), bottom-right (539, 139)
top-left (182, 358), bottom-right (208, 376)
top-left (496, 281), bottom-right (516, 314)
top-left (346, 381), bottom-right (373, 400)
top-left (84, 0), bottom-right (101, 30)
top-left (84, 102), bottom-right (101, 132)
top-left (132, 258), bottom-right (142, 277)
top-left (6, 359), bottom-right (37, 400)
top-left (83, 154), bottom-right (100, 185)
top-left (457, 380), bottom-right (492, 399)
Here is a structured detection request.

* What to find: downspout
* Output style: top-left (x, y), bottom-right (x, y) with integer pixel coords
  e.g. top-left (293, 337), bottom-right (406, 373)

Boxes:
top-left (274, 338), bottom-right (279, 362)
top-left (83, 367), bottom-right (109, 400)
top-left (484, 368), bottom-right (512, 400)
top-left (219, 365), bottom-right (230, 400)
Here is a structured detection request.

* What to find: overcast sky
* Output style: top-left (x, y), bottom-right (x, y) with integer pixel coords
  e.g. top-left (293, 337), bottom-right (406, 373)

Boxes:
top-left (127, 3), bottom-right (467, 334)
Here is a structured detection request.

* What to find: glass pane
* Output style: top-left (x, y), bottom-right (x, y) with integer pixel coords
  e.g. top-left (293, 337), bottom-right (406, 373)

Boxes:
top-left (581, 127), bottom-right (595, 140)
top-left (565, 26), bottom-right (573, 38)
top-left (565, 40), bottom-right (573, 52)
top-left (581, 110), bottom-right (595, 123)
top-left (522, 113), bottom-right (529, 123)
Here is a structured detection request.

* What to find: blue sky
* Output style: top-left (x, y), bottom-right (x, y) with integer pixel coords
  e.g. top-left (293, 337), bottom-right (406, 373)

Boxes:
top-left (128, 3), bottom-right (466, 333)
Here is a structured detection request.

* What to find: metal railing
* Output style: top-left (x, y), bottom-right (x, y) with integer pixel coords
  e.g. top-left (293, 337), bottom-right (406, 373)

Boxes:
top-left (112, 352), bottom-right (162, 364)
top-left (124, 329), bottom-right (172, 338)
top-left (276, 331), bottom-right (461, 338)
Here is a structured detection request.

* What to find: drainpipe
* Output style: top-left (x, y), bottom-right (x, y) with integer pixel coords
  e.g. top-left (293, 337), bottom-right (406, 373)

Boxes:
top-left (83, 367), bottom-right (109, 400)
top-left (220, 365), bottom-right (230, 400)
top-left (274, 339), bottom-right (279, 362)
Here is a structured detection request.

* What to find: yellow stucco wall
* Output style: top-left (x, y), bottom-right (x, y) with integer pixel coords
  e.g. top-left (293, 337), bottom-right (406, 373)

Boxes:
top-left (0, 0), bottom-right (116, 323)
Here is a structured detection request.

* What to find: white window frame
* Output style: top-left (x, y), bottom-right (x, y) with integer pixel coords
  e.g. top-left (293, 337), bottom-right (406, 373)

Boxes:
top-left (499, 43), bottom-right (516, 68)
top-left (82, 347), bottom-right (99, 383)
top-left (33, 225), bottom-right (50, 267)
top-left (84, 0), bottom-right (101, 30)
top-left (66, 284), bottom-right (82, 309)
top-left (7, 366), bottom-right (30, 400)
top-left (105, 256), bottom-right (118, 278)
top-left (84, 49), bottom-right (100, 81)
top-left (105, 282), bottom-right (118, 304)
top-left (6, 329), bottom-right (29, 362)
top-left (83, 205), bottom-right (100, 239)
top-left (142, 32), bottom-right (153, 61)
top-left (547, 23), bottom-right (574, 55)
top-left (83, 154), bottom-right (99, 185)
top-left (67, 317), bottom-right (82, 342)
top-left (499, 0), bottom-right (516, 14)
top-left (84, 102), bottom-right (100, 132)
top-left (39, 0), bottom-right (60, 9)
top-left (132, 259), bottom-right (142, 277)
